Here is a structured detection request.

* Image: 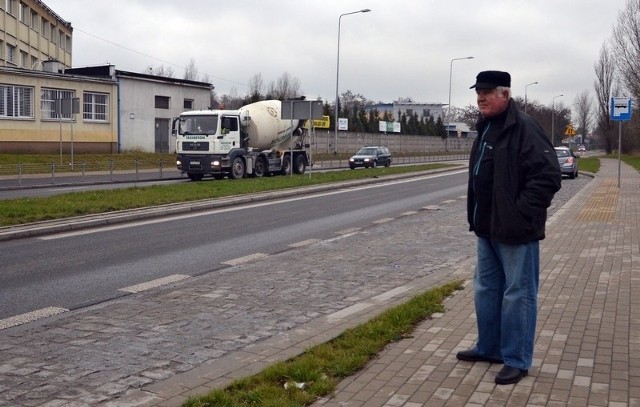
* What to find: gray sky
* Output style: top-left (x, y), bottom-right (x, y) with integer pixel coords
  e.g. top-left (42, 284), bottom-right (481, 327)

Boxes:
top-left (46, 0), bottom-right (627, 113)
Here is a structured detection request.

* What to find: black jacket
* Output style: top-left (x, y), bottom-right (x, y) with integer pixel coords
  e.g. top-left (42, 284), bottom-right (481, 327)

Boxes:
top-left (467, 99), bottom-right (561, 244)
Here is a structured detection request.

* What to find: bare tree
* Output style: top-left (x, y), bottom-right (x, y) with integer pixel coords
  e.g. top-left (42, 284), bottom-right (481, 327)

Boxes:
top-left (145, 65), bottom-right (175, 78)
top-left (593, 44), bottom-right (617, 153)
top-left (611, 0), bottom-right (640, 153)
top-left (272, 72), bottom-right (302, 100)
top-left (611, 0), bottom-right (640, 100)
top-left (247, 73), bottom-right (265, 103)
top-left (573, 90), bottom-right (594, 145)
top-left (219, 87), bottom-right (243, 110)
top-left (183, 58), bottom-right (199, 81)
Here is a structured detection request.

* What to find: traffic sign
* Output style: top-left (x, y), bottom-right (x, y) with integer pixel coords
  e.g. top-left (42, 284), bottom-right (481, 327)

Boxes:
top-left (564, 125), bottom-right (576, 136)
top-left (610, 97), bottom-right (632, 121)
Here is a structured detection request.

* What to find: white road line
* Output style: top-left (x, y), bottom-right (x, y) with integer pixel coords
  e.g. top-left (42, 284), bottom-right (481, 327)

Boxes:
top-left (118, 274), bottom-right (190, 294)
top-left (288, 239), bottom-right (321, 248)
top-left (373, 218), bottom-right (395, 224)
top-left (222, 253), bottom-right (269, 266)
top-left (37, 170), bottom-right (467, 240)
top-left (336, 227), bottom-right (361, 235)
top-left (0, 307), bottom-right (68, 330)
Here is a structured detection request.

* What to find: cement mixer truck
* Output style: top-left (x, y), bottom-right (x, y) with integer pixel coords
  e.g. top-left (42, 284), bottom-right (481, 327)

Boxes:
top-left (172, 100), bottom-right (310, 180)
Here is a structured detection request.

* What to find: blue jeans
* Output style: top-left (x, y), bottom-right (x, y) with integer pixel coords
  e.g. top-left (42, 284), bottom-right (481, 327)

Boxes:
top-left (472, 237), bottom-right (539, 369)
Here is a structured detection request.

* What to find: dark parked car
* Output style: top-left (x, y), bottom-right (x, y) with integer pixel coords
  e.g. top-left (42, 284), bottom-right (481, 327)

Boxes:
top-left (349, 146), bottom-right (392, 169)
top-left (555, 147), bottom-right (578, 179)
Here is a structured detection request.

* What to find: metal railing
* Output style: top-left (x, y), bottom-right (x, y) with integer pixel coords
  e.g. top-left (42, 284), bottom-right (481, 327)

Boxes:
top-left (0, 151), bottom-right (470, 190)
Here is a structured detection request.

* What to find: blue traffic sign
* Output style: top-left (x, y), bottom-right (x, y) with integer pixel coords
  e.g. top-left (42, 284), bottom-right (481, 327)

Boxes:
top-left (610, 97), bottom-right (632, 121)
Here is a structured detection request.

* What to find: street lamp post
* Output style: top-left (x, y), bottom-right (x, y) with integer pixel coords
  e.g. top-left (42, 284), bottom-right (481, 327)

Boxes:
top-left (447, 56), bottom-right (474, 132)
top-left (334, 8), bottom-right (371, 155)
top-left (524, 81), bottom-right (538, 113)
top-left (551, 94), bottom-right (563, 146)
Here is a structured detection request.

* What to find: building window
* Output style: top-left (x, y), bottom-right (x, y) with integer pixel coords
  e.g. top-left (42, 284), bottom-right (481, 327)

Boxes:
top-left (41, 18), bottom-right (48, 39)
top-left (65, 35), bottom-right (71, 52)
top-left (5, 0), bottom-right (15, 15)
top-left (184, 99), bottom-right (193, 110)
top-left (20, 50), bottom-right (27, 68)
top-left (6, 44), bottom-right (16, 64)
top-left (155, 95), bottom-right (170, 109)
top-left (83, 92), bottom-right (109, 121)
top-left (41, 88), bottom-right (74, 120)
top-left (0, 85), bottom-right (34, 118)
top-left (19, 1), bottom-right (27, 24)
top-left (422, 109), bottom-right (431, 118)
top-left (59, 31), bottom-right (65, 50)
top-left (51, 24), bottom-right (58, 44)
top-left (30, 55), bottom-right (37, 69)
top-left (30, 9), bottom-right (37, 31)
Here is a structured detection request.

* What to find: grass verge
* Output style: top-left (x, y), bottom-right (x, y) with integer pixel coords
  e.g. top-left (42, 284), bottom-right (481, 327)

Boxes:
top-left (0, 163), bottom-right (456, 227)
top-left (577, 156), bottom-right (600, 173)
top-left (183, 280), bottom-right (463, 407)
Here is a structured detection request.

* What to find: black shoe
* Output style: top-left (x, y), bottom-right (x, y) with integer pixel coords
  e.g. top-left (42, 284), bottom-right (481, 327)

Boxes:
top-left (495, 365), bottom-right (528, 385)
top-left (456, 349), bottom-right (503, 364)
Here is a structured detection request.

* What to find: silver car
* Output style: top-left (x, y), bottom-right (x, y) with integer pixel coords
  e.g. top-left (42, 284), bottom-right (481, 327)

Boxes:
top-left (555, 147), bottom-right (578, 179)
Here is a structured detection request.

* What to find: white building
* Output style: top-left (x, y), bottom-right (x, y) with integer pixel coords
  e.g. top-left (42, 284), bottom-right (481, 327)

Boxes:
top-left (67, 65), bottom-right (213, 153)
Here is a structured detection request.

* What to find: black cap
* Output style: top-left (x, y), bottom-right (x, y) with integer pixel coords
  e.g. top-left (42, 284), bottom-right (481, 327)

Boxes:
top-left (470, 70), bottom-right (511, 89)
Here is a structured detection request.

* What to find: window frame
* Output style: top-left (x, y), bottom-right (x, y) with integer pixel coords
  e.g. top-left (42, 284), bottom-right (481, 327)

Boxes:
top-left (155, 95), bottom-right (170, 109)
top-left (0, 84), bottom-right (34, 119)
top-left (83, 92), bottom-right (109, 122)
top-left (41, 88), bottom-right (75, 121)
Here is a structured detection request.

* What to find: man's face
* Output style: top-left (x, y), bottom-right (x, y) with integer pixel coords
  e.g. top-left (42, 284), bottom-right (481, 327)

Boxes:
top-left (476, 88), bottom-right (509, 118)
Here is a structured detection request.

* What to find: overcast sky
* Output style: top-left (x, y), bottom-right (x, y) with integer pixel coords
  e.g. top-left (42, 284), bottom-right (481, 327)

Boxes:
top-left (46, 0), bottom-right (627, 113)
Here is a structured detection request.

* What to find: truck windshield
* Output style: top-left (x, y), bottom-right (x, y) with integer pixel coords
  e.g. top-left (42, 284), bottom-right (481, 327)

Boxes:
top-left (180, 115), bottom-right (218, 135)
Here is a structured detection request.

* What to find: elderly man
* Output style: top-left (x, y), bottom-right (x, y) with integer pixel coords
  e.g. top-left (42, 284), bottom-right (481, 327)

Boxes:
top-left (456, 71), bottom-right (561, 385)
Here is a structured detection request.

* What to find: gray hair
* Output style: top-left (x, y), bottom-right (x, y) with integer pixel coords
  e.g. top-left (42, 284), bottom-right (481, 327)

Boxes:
top-left (496, 86), bottom-right (512, 98)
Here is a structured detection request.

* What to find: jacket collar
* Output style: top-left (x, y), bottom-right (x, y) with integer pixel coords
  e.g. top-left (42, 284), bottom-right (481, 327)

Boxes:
top-left (476, 98), bottom-right (519, 132)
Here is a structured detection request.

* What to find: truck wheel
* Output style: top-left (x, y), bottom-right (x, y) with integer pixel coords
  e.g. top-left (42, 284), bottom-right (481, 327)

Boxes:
top-left (293, 154), bottom-right (306, 174)
top-left (253, 156), bottom-right (267, 178)
top-left (281, 156), bottom-right (291, 175)
top-left (188, 173), bottom-right (204, 181)
top-left (229, 157), bottom-right (246, 179)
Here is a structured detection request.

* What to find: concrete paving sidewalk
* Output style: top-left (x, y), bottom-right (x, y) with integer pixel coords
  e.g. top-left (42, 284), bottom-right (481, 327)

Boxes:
top-left (311, 158), bottom-right (640, 407)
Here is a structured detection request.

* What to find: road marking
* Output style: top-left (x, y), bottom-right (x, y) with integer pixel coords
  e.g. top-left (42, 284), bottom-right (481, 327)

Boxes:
top-left (118, 274), bottom-right (190, 294)
top-left (336, 227), bottom-right (361, 235)
top-left (373, 217), bottom-right (394, 224)
top-left (37, 170), bottom-right (467, 240)
top-left (222, 253), bottom-right (269, 266)
top-left (288, 239), bottom-right (320, 248)
top-left (0, 307), bottom-right (68, 330)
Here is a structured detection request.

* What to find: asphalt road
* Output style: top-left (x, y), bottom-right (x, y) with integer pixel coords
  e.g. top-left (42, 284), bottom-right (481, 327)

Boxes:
top-left (0, 170), bottom-right (470, 321)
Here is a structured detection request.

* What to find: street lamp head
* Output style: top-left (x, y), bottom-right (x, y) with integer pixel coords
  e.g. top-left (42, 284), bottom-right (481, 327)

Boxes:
top-left (360, 8), bottom-right (371, 13)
